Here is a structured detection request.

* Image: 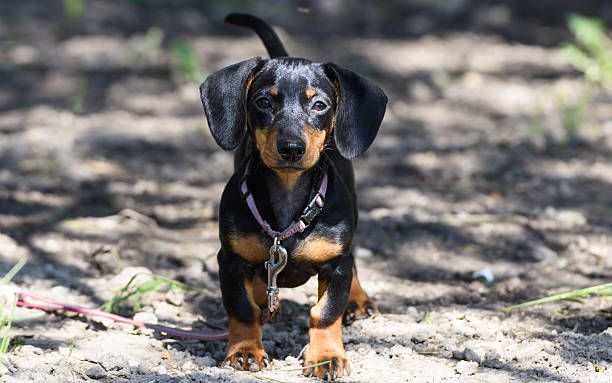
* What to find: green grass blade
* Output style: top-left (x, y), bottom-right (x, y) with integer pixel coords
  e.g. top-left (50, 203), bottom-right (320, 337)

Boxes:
top-left (0, 302), bottom-right (5, 331)
top-left (72, 78), bottom-right (89, 115)
top-left (63, 0), bottom-right (84, 21)
top-left (129, 279), bottom-right (169, 312)
top-left (0, 301), bottom-right (16, 354)
top-left (0, 295), bottom-right (17, 376)
top-left (505, 283), bottom-right (612, 311)
top-left (172, 39), bottom-right (206, 83)
top-left (0, 260), bottom-right (25, 375)
top-left (1, 259), bottom-right (27, 284)
top-left (151, 274), bottom-right (212, 296)
top-left (251, 375), bottom-right (289, 383)
top-left (101, 272), bottom-right (212, 314)
top-left (100, 273), bottom-right (141, 312)
top-left (567, 13), bottom-right (606, 53)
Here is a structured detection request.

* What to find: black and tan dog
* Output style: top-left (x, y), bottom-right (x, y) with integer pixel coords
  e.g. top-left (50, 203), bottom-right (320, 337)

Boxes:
top-left (200, 14), bottom-right (387, 380)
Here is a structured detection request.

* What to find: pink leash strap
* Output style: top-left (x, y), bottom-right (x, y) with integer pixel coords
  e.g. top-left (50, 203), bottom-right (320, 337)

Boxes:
top-left (0, 286), bottom-right (230, 341)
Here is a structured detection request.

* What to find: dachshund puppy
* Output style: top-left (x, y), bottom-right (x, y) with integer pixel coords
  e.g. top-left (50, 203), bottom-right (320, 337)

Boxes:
top-left (200, 13), bottom-right (387, 380)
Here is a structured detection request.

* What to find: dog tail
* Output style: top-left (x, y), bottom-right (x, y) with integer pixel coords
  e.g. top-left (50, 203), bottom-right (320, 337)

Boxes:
top-left (225, 13), bottom-right (288, 58)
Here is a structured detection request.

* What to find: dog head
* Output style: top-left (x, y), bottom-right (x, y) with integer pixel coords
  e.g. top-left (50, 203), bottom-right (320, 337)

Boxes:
top-left (200, 57), bottom-right (387, 172)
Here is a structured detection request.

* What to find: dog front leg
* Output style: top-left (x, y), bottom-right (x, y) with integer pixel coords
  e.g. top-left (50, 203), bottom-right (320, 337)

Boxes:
top-left (218, 249), bottom-right (270, 371)
top-left (302, 254), bottom-right (353, 380)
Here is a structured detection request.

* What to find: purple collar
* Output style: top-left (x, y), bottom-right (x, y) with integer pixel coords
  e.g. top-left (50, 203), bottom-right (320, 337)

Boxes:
top-left (240, 159), bottom-right (328, 241)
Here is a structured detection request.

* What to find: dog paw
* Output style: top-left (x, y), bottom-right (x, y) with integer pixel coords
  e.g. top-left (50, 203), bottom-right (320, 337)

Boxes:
top-left (222, 349), bottom-right (270, 372)
top-left (300, 346), bottom-right (349, 380)
top-left (343, 298), bottom-right (378, 325)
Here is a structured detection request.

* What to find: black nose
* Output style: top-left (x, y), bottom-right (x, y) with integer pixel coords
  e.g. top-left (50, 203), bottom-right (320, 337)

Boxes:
top-left (277, 140), bottom-right (306, 162)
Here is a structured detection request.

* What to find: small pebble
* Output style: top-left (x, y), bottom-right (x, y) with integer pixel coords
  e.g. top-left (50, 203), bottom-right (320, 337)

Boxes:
top-left (390, 344), bottom-right (411, 356)
top-left (463, 348), bottom-right (481, 364)
top-left (153, 301), bottom-right (177, 317)
top-left (452, 350), bottom-right (464, 360)
top-left (406, 306), bottom-right (424, 322)
top-left (194, 356), bottom-right (216, 368)
top-left (134, 312), bottom-right (158, 325)
top-left (114, 322), bottom-right (134, 332)
top-left (85, 365), bottom-right (107, 379)
top-left (514, 343), bottom-right (541, 361)
top-left (472, 268), bottom-right (494, 283)
top-left (156, 365), bottom-right (168, 375)
top-left (166, 289), bottom-right (185, 306)
top-left (182, 360), bottom-right (198, 373)
top-left (91, 316), bottom-right (115, 328)
top-left (456, 360), bottom-right (478, 375)
top-left (19, 345), bottom-right (43, 356)
top-left (7, 356), bottom-right (24, 369)
top-left (411, 331), bottom-right (429, 344)
top-left (99, 354), bottom-right (128, 371)
top-left (483, 352), bottom-right (503, 369)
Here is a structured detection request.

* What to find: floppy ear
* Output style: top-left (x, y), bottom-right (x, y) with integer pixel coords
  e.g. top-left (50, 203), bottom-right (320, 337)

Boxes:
top-left (200, 57), bottom-right (264, 150)
top-left (324, 63), bottom-right (387, 159)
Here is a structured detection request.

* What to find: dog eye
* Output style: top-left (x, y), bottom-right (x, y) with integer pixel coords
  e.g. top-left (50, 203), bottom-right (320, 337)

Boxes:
top-left (312, 101), bottom-right (327, 111)
top-left (256, 97), bottom-right (271, 109)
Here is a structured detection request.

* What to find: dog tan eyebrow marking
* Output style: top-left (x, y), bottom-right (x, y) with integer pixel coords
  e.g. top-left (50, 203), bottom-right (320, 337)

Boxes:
top-left (245, 74), bottom-right (255, 95)
top-left (305, 88), bottom-right (317, 99)
top-left (269, 87), bottom-right (279, 96)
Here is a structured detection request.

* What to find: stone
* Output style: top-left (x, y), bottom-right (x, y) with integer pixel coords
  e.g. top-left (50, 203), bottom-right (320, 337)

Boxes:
top-left (483, 352), bottom-right (503, 369)
top-left (194, 356), bottom-right (216, 368)
top-left (85, 365), bottom-right (107, 379)
top-left (133, 311), bottom-right (158, 325)
top-left (411, 331), bottom-right (429, 344)
top-left (166, 289), bottom-right (185, 306)
top-left (182, 360), bottom-right (198, 373)
top-left (99, 353), bottom-right (129, 372)
top-left (456, 360), bottom-right (478, 375)
top-left (463, 348), bottom-right (482, 364)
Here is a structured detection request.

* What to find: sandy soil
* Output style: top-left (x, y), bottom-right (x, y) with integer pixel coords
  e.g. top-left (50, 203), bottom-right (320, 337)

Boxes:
top-left (1, 1), bottom-right (612, 382)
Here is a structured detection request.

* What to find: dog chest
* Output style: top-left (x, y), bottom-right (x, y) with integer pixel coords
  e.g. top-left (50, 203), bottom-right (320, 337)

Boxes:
top-left (229, 232), bottom-right (343, 264)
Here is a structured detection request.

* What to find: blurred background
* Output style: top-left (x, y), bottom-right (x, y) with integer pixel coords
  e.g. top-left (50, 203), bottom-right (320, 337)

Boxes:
top-left (1, 1), bottom-right (612, 382)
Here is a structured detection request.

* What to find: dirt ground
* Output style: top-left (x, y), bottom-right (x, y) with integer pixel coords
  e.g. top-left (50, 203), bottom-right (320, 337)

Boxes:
top-left (1, 1), bottom-right (612, 382)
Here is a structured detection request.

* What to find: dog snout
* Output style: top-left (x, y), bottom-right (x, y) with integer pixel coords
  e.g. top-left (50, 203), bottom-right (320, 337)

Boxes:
top-left (277, 139), bottom-right (306, 162)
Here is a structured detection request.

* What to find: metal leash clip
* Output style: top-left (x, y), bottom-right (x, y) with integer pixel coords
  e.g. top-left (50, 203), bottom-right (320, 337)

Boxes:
top-left (265, 236), bottom-right (287, 313)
